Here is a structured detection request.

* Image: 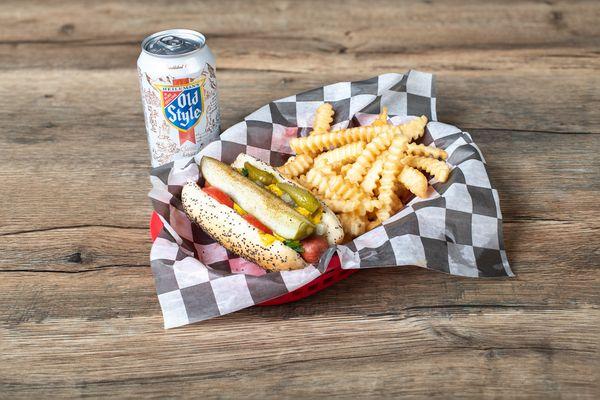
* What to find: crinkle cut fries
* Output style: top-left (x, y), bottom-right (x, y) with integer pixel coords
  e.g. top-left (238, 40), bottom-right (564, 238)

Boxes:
top-left (279, 105), bottom-right (450, 240)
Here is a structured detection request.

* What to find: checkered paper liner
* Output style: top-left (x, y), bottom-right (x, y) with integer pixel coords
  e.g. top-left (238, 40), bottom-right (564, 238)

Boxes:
top-left (149, 70), bottom-right (513, 328)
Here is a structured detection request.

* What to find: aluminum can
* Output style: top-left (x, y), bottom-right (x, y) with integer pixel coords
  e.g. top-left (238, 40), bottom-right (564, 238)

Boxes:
top-left (138, 29), bottom-right (220, 167)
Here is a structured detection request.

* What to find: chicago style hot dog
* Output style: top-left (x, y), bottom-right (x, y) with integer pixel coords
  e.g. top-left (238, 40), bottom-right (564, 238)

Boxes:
top-left (181, 154), bottom-right (344, 271)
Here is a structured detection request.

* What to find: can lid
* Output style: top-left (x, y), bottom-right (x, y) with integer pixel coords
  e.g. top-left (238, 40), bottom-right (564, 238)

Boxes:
top-left (142, 29), bottom-right (205, 56)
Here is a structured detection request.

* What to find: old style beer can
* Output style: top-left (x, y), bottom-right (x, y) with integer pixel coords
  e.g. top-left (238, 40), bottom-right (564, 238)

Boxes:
top-left (138, 29), bottom-right (220, 167)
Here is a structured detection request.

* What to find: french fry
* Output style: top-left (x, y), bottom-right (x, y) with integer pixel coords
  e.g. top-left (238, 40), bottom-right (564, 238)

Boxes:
top-left (314, 141), bottom-right (365, 168)
top-left (371, 107), bottom-right (388, 126)
top-left (339, 212), bottom-right (367, 237)
top-left (364, 198), bottom-right (382, 213)
top-left (278, 154), bottom-right (313, 178)
top-left (314, 160), bottom-right (336, 176)
top-left (323, 198), bottom-right (361, 213)
top-left (325, 197), bottom-right (380, 217)
top-left (375, 204), bottom-right (397, 224)
top-left (403, 155), bottom-right (451, 183)
top-left (360, 154), bottom-right (386, 195)
top-left (294, 174), bottom-right (312, 190)
top-left (310, 103), bottom-right (334, 135)
top-left (305, 168), bottom-right (364, 201)
top-left (406, 143), bottom-right (447, 160)
top-left (290, 124), bottom-right (403, 155)
top-left (377, 135), bottom-right (408, 217)
top-left (326, 175), bottom-right (365, 201)
top-left (399, 166), bottom-right (428, 198)
top-left (367, 219), bottom-right (382, 230)
top-left (340, 163), bottom-right (352, 175)
top-left (401, 115), bottom-right (428, 141)
top-left (345, 130), bottom-right (394, 184)
top-left (396, 183), bottom-right (412, 205)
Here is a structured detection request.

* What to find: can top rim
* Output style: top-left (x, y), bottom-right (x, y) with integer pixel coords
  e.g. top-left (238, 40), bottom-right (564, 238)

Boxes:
top-left (141, 29), bottom-right (206, 57)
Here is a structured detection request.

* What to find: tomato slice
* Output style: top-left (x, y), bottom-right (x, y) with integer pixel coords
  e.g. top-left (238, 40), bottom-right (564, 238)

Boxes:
top-left (243, 214), bottom-right (272, 234)
top-left (202, 186), bottom-right (233, 208)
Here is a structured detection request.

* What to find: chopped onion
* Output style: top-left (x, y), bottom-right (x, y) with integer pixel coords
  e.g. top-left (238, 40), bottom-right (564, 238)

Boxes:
top-left (281, 193), bottom-right (294, 205)
top-left (315, 223), bottom-right (326, 236)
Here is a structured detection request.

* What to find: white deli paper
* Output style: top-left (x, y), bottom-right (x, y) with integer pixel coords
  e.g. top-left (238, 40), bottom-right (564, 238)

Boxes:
top-left (148, 71), bottom-right (512, 328)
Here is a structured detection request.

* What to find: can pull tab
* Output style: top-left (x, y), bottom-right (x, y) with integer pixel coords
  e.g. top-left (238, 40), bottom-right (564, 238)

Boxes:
top-left (142, 30), bottom-right (205, 55)
top-left (160, 35), bottom-right (184, 49)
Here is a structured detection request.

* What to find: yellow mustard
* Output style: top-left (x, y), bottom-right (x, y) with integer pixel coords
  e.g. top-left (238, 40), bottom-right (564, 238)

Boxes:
top-left (259, 233), bottom-right (276, 246)
top-left (296, 206), bottom-right (322, 224)
top-left (311, 211), bottom-right (323, 224)
top-left (295, 206), bottom-right (312, 218)
top-left (233, 203), bottom-right (247, 216)
top-left (267, 184), bottom-right (284, 197)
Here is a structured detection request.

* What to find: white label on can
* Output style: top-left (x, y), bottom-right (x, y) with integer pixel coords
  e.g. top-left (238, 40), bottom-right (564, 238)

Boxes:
top-left (140, 64), bottom-right (220, 167)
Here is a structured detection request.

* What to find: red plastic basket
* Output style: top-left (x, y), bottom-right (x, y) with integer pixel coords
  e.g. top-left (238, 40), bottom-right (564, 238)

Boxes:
top-left (149, 212), bottom-right (357, 305)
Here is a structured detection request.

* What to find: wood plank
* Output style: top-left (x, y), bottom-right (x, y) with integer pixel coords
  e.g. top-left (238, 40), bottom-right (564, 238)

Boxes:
top-left (0, 1), bottom-right (598, 132)
top-left (0, 227), bottom-right (150, 273)
top-left (1, 54), bottom-right (598, 132)
top-left (1, 303), bottom-right (598, 398)
top-left (1, 0), bottom-right (598, 49)
top-left (1, 15), bottom-right (598, 73)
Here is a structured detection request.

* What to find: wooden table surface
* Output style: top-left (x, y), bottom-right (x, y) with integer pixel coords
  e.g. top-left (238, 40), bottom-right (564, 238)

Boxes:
top-left (1, 1), bottom-right (599, 398)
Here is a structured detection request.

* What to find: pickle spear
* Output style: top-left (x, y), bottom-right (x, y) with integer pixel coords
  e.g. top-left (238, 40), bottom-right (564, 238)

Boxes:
top-left (201, 157), bottom-right (315, 240)
top-left (244, 162), bottom-right (275, 186)
top-left (276, 182), bottom-right (321, 214)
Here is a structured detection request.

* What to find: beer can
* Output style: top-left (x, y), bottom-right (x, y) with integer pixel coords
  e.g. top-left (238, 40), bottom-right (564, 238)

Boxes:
top-left (138, 29), bottom-right (221, 167)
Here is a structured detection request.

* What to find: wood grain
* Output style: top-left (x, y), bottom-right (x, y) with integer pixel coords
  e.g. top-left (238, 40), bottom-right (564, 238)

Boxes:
top-left (0, 0), bottom-right (598, 132)
top-left (1, 306), bottom-right (598, 398)
top-left (1, 0), bottom-right (599, 398)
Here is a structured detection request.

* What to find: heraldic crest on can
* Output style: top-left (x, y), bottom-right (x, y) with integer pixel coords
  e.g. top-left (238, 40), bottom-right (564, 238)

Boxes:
top-left (154, 77), bottom-right (206, 144)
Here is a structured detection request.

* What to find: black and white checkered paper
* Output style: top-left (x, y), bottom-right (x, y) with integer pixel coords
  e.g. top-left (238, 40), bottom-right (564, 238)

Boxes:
top-left (149, 71), bottom-right (512, 328)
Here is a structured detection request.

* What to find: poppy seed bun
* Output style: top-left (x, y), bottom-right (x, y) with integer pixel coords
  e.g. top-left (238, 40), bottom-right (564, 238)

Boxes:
top-left (231, 153), bottom-right (344, 245)
top-left (181, 181), bottom-right (307, 271)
